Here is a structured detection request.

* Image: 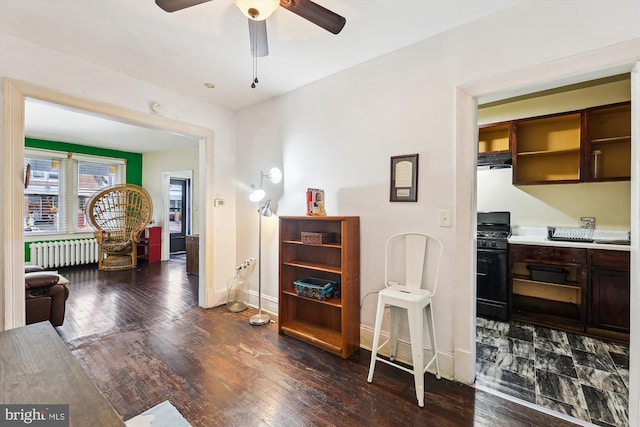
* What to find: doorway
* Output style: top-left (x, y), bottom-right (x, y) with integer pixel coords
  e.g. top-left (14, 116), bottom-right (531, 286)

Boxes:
top-left (3, 79), bottom-right (216, 331)
top-left (473, 76), bottom-right (632, 426)
top-left (457, 55), bottom-right (640, 424)
top-left (169, 178), bottom-right (189, 253)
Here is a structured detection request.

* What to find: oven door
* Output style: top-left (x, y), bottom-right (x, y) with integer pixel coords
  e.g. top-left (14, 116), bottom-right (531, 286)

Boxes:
top-left (477, 247), bottom-right (509, 320)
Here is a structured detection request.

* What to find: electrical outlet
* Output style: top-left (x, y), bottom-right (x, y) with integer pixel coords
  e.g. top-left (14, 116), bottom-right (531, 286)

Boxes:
top-left (439, 209), bottom-right (452, 227)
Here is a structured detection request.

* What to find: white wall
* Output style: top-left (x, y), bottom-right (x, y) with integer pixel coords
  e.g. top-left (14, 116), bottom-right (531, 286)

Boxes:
top-left (0, 33), bottom-right (238, 328)
top-left (143, 148), bottom-right (200, 232)
top-left (235, 0), bottom-right (640, 380)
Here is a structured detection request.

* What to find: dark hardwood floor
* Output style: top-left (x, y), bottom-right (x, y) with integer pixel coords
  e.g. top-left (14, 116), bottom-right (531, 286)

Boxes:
top-left (55, 259), bottom-right (577, 426)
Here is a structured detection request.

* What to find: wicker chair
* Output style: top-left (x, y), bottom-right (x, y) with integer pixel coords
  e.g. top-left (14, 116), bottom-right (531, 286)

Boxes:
top-left (85, 184), bottom-right (153, 271)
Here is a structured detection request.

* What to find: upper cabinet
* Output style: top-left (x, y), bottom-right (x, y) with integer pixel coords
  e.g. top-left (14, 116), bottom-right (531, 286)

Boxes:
top-left (584, 102), bottom-right (631, 182)
top-left (479, 101), bottom-right (631, 185)
top-left (514, 112), bottom-right (582, 184)
top-left (478, 122), bottom-right (511, 154)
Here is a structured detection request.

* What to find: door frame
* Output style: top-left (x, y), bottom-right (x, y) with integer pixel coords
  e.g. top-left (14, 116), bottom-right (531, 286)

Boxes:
top-left (3, 78), bottom-right (216, 330)
top-left (162, 170), bottom-right (193, 259)
top-left (454, 41), bottom-right (640, 424)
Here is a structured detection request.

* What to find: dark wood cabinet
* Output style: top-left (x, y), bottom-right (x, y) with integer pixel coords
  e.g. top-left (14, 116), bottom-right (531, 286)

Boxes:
top-left (480, 101), bottom-right (631, 185)
top-left (186, 235), bottom-right (199, 276)
top-left (588, 249), bottom-right (630, 336)
top-left (137, 226), bottom-right (161, 263)
top-left (513, 112), bottom-right (583, 185)
top-left (584, 102), bottom-right (631, 182)
top-left (278, 216), bottom-right (360, 359)
top-left (510, 244), bottom-right (587, 332)
top-left (510, 243), bottom-right (630, 340)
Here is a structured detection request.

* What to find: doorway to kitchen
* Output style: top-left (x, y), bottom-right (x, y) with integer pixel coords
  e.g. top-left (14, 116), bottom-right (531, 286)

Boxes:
top-left (473, 75), bottom-right (633, 426)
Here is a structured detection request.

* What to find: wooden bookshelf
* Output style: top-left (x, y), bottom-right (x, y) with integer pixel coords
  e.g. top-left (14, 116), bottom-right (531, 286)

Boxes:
top-left (278, 216), bottom-right (360, 359)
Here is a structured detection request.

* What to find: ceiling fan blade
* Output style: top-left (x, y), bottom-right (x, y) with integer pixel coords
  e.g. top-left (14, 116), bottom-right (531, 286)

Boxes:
top-left (279, 0), bottom-right (346, 35)
top-left (155, 0), bottom-right (212, 13)
top-left (248, 19), bottom-right (269, 57)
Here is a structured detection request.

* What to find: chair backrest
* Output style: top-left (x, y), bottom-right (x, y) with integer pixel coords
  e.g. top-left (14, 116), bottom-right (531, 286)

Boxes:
top-left (85, 184), bottom-right (153, 241)
top-left (384, 232), bottom-right (443, 296)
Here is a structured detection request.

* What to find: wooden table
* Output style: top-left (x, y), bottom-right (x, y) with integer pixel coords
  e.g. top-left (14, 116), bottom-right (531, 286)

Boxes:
top-left (0, 322), bottom-right (125, 426)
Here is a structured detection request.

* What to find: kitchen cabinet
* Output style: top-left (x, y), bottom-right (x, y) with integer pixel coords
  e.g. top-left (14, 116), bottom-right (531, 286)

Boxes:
top-left (588, 249), bottom-right (630, 336)
top-left (510, 243), bottom-right (630, 340)
top-left (510, 244), bottom-right (587, 331)
top-left (513, 112), bottom-right (583, 184)
top-left (478, 122), bottom-right (511, 154)
top-left (480, 101), bottom-right (631, 185)
top-left (584, 102), bottom-right (631, 181)
top-left (278, 216), bottom-right (360, 359)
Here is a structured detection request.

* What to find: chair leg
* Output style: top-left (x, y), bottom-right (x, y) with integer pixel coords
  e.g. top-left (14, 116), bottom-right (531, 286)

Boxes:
top-left (426, 303), bottom-right (441, 380)
top-left (407, 305), bottom-right (425, 407)
top-left (367, 298), bottom-right (386, 383)
top-left (389, 306), bottom-right (401, 361)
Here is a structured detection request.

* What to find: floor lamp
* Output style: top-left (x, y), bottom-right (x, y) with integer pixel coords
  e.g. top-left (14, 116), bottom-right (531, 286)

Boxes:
top-left (249, 167), bottom-right (282, 326)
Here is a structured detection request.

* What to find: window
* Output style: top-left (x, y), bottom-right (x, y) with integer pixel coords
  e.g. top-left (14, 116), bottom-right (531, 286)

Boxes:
top-left (24, 149), bottom-right (125, 235)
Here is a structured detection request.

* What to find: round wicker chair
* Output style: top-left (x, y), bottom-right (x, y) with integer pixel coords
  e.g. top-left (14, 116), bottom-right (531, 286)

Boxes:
top-left (85, 184), bottom-right (153, 271)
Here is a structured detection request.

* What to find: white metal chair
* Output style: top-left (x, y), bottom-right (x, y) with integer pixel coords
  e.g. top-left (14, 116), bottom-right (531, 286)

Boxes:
top-left (367, 232), bottom-right (443, 407)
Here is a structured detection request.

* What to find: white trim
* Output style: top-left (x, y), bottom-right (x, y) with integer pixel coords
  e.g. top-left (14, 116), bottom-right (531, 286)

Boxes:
top-left (629, 60), bottom-right (640, 427)
top-left (2, 78), bottom-right (216, 331)
top-left (455, 40), bottom-right (640, 424)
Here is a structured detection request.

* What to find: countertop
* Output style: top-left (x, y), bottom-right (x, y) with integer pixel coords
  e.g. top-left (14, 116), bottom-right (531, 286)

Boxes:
top-left (509, 227), bottom-right (631, 252)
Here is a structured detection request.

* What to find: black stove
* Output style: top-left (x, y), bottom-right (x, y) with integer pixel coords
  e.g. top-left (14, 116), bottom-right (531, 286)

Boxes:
top-left (477, 212), bottom-right (511, 320)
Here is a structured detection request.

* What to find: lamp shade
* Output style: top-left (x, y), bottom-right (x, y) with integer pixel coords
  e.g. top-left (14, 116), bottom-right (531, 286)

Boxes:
top-left (259, 199), bottom-right (273, 217)
top-left (267, 167), bottom-right (282, 184)
top-left (233, 0), bottom-right (279, 20)
top-left (249, 188), bottom-right (266, 202)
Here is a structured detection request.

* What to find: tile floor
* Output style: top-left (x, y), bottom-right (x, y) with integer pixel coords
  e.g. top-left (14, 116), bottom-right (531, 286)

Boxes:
top-left (475, 317), bottom-right (629, 426)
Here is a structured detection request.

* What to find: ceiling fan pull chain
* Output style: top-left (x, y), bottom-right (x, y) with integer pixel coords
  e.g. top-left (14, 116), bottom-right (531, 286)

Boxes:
top-left (251, 20), bottom-right (258, 89)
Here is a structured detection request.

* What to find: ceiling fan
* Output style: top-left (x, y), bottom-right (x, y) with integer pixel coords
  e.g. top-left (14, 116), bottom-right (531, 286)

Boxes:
top-left (155, 0), bottom-right (346, 59)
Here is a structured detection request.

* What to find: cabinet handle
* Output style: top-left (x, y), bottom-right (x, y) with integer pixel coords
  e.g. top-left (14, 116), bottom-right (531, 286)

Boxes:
top-left (533, 249), bottom-right (553, 257)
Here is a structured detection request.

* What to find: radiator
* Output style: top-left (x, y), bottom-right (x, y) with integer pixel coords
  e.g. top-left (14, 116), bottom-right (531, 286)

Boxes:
top-left (29, 239), bottom-right (99, 268)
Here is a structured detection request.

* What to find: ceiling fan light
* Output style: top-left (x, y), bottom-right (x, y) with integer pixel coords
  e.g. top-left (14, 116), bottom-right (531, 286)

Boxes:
top-left (233, 0), bottom-right (280, 21)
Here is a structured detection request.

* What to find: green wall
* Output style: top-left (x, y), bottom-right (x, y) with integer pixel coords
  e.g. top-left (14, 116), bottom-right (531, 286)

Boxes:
top-left (25, 137), bottom-right (143, 185)
top-left (24, 138), bottom-right (143, 261)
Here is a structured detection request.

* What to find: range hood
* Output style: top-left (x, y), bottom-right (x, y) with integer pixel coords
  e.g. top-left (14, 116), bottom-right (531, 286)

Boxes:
top-left (478, 152), bottom-right (512, 168)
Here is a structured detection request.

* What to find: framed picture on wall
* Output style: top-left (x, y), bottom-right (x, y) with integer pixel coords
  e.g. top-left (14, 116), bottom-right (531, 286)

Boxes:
top-left (390, 153), bottom-right (419, 202)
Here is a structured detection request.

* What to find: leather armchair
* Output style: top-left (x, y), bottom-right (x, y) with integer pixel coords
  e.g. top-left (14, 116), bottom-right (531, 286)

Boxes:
top-left (25, 266), bottom-right (69, 327)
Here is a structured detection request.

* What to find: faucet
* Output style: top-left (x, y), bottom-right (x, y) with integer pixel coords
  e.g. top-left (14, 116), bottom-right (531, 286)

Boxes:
top-left (580, 217), bottom-right (595, 229)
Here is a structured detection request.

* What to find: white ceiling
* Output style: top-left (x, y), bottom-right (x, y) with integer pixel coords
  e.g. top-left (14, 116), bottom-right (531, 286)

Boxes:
top-left (4, 0), bottom-right (522, 151)
top-left (24, 98), bottom-right (200, 152)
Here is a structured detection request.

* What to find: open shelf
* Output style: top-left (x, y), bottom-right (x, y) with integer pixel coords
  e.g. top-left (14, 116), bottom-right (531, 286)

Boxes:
top-left (517, 147), bottom-right (580, 157)
top-left (278, 216), bottom-right (360, 359)
top-left (281, 290), bottom-right (342, 308)
top-left (478, 122), bottom-right (510, 154)
top-left (282, 261), bottom-right (342, 275)
top-left (280, 319), bottom-right (343, 355)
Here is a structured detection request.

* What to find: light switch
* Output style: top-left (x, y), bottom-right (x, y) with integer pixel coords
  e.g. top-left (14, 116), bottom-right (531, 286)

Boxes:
top-left (439, 209), bottom-right (452, 227)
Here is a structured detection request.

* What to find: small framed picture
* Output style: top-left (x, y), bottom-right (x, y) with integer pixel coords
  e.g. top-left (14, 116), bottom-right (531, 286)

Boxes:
top-left (390, 154), bottom-right (419, 202)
